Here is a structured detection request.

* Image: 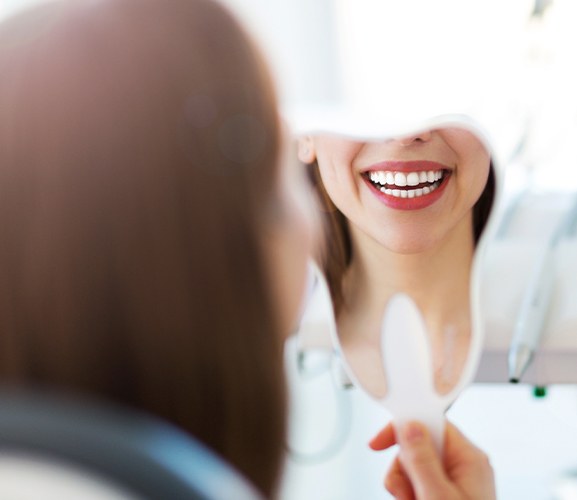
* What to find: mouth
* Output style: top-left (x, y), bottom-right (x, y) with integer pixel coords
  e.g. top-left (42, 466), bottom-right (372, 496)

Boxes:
top-left (361, 161), bottom-right (452, 210)
top-left (363, 168), bottom-right (449, 198)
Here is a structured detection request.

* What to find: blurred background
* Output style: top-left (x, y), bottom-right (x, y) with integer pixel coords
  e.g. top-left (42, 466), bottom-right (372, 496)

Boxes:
top-left (3, 0), bottom-right (577, 498)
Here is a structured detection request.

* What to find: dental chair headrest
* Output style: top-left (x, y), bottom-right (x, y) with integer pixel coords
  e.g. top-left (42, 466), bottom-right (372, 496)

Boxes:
top-left (0, 390), bottom-right (261, 500)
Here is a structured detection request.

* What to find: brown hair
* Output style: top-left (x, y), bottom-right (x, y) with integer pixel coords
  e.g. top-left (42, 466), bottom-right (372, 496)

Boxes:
top-left (0, 0), bottom-right (285, 496)
top-left (308, 160), bottom-right (496, 313)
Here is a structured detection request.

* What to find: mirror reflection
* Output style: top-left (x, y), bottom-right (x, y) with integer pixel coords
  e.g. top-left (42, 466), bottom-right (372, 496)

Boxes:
top-left (298, 125), bottom-right (495, 398)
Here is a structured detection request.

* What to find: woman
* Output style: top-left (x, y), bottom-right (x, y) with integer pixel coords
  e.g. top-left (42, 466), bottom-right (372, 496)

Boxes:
top-left (0, 0), bottom-right (313, 496)
top-left (0, 0), bottom-right (493, 497)
top-left (297, 127), bottom-right (495, 396)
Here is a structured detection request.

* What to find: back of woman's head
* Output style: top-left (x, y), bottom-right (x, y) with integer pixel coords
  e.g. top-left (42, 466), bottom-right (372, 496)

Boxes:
top-left (0, 0), bottom-right (285, 495)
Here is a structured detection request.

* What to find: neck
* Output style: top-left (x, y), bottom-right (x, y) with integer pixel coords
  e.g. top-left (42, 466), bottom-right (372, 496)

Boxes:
top-left (340, 215), bottom-right (475, 339)
top-left (336, 215), bottom-right (476, 396)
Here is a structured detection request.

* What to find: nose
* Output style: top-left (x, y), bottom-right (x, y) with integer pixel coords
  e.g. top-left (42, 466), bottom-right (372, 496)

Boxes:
top-left (397, 130), bottom-right (433, 146)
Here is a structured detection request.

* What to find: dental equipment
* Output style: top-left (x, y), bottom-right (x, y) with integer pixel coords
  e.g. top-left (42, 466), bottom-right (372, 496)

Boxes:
top-left (477, 192), bottom-right (577, 386)
top-left (508, 195), bottom-right (577, 383)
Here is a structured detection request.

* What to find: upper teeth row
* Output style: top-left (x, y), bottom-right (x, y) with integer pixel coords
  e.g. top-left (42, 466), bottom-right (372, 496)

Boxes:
top-left (368, 170), bottom-right (443, 187)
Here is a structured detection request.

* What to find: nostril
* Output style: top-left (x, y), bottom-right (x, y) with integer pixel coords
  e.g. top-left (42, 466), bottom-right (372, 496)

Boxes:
top-left (397, 131), bottom-right (433, 146)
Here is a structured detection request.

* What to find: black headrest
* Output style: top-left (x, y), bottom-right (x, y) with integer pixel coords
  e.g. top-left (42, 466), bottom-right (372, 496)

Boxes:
top-left (0, 390), bottom-right (261, 500)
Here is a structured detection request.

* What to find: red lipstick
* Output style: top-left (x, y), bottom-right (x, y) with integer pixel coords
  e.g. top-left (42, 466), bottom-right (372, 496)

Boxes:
top-left (362, 160), bottom-right (452, 211)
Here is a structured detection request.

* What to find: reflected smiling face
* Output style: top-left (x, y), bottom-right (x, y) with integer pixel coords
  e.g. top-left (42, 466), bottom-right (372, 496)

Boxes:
top-left (300, 128), bottom-right (491, 254)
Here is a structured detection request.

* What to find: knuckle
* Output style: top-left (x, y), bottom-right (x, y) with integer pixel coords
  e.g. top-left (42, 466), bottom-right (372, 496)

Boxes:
top-left (406, 446), bottom-right (437, 467)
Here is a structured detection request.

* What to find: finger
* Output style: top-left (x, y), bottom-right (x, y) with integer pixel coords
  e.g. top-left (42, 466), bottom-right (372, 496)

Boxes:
top-left (445, 421), bottom-right (481, 461)
top-left (397, 421), bottom-right (452, 499)
top-left (443, 421), bottom-right (494, 486)
top-left (444, 422), bottom-right (488, 470)
top-left (385, 455), bottom-right (415, 500)
top-left (369, 422), bottom-right (396, 450)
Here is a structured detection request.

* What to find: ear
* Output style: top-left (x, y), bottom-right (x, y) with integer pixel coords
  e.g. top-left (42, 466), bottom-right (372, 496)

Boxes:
top-left (297, 136), bottom-right (316, 164)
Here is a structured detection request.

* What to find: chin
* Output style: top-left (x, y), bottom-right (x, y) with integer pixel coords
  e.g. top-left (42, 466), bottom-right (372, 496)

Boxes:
top-left (380, 235), bottom-right (441, 255)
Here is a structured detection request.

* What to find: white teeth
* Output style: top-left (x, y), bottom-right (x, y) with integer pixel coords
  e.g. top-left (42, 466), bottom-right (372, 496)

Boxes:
top-left (368, 169), bottom-right (444, 188)
top-left (394, 172), bottom-right (407, 186)
top-left (406, 172), bottom-right (420, 186)
top-left (379, 181), bottom-right (441, 199)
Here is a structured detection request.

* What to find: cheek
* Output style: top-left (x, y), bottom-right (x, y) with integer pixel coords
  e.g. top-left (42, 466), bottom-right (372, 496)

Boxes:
top-left (267, 211), bottom-right (313, 337)
top-left (466, 156), bottom-right (491, 207)
top-left (314, 139), bottom-right (362, 195)
top-left (264, 172), bottom-right (319, 337)
top-left (447, 131), bottom-right (491, 203)
top-left (316, 159), bottom-right (358, 219)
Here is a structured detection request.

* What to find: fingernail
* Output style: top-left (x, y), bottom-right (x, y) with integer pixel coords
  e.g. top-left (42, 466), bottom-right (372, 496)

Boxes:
top-left (386, 480), bottom-right (399, 497)
top-left (368, 435), bottom-right (379, 449)
top-left (402, 422), bottom-right (424, 444)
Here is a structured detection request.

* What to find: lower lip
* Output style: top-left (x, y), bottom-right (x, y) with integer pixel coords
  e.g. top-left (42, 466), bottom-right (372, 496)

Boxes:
top-left (363, 173), bottom-right (451, 210)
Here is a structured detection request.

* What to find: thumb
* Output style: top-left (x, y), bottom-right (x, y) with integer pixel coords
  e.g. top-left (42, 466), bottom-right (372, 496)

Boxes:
top-left (397, 421), bottom-right (451, 499)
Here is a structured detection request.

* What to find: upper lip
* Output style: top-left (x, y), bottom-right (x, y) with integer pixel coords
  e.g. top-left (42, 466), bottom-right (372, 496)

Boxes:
top-left (362, 160), bottom-right (452, 173)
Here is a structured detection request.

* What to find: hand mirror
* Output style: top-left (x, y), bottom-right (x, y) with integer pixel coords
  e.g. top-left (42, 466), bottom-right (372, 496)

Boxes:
top-left (297, 116), bottom-right (500, 450)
